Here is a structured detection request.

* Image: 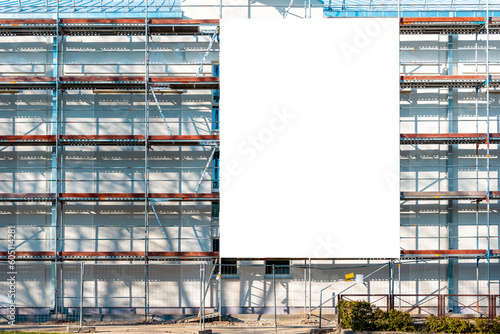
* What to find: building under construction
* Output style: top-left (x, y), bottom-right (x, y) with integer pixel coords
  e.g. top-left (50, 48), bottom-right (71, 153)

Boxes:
top-left (1, 0), bottom-right (500, 324)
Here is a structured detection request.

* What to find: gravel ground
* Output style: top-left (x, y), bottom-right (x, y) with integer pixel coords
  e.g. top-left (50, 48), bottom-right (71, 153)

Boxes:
top-left (0, 320), bottom-right (336, 333)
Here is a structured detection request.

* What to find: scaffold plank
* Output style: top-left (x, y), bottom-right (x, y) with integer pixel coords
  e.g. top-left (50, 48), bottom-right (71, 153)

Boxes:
top-left (402, 133), bottom-right (487, 138)
top-left (403, 250), bottom-right (487, 254)
top-left (400, 17), bottom-right (486, 23)
top-left (0, 74), bottom-right (489, 90)
top-left (149, 135), bottom-right (218, 140)
top-left (149, 193), bottom-right (219, 199)
top-left (61, 19), bottom-right (145, 24)
top-left (399, 17), bottom-right (489, 35)
top-left (400, 133), bottom-right (489, 144)
top-left (60, 193), bottom-right (146, 199)
top-left (400, 75), bottom-right (487, 88)
top-left (0, 193), bottom-right (55, 200)
top-left (149, 19), bottom-right (219, 25)
top-left (0, 193), bottom-right (219, 202)
top-left (0, 19), bottom-right (219, 36)
top-left (401, 191), bottom-right (486, 200)
top-left (6, 17), bottom-right (500, 37)
top-left (0, 76), bottom-right (56, 82)
top-left (401, 250), bottom-right (488, 257)
top-left (0, 251), bottom-right (219, 260)
top-left (0, 249), bottom-right (495, 260)
top-left (61, 76), bottom-right (145, 82)
top-left (0, 76), bottom-right (219, 90)
top-left (402, 75), bottom-right (485, 81)
top-left (0, 135), bottom-right (219, 146)
top-left (0, 19), bottom-right (56, 24)
top-left (149, 77), bottom-right (219, 82)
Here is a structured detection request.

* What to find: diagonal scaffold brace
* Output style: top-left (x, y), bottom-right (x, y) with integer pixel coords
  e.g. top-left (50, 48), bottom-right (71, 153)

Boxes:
top-left (196, 26), bottom-right (219, 78)
top-left (150, 87), bottom-right (173, 135)
top-left (283, 0), bottom-right (295, 18)
top-left (150, 202), bottom-right (173, 251)
top-left (194, 143), bottom-right (219, 193)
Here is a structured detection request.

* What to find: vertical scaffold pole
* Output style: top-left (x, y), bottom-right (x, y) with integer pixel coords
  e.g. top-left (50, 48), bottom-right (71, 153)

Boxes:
top-left (201, 263), bottom-right (204, 329)
top-left (389, 261), bottom-right (393, 297)
top-left (218, 261), bottom-right (222, 319)
top-left (304, 260), bottom-right (307, 316)
top-left (273, 265), bottom-right (277, 332)
top-left (52, 0), bottom-right (60, 317)
top-left (309, 258), bottom-right (312, 316)
top-left (398, 262), bottom-right (401, 311)
top-left (486, 0), bottom-right (491, 295)
top-left (80, 262), bottom-right (84, 327)
top-left (144, 0), bottom-right (150, 322)
top-left (200, 264), bottom-right (204, 330)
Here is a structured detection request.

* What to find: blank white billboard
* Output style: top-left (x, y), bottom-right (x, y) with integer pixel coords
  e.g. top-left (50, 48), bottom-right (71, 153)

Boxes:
top-left (220, 19), bottom-right (400, 258)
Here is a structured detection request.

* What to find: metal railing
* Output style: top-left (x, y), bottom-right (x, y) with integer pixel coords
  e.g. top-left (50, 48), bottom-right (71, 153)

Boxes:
top-left (339, 293), bottom-right (499, 320)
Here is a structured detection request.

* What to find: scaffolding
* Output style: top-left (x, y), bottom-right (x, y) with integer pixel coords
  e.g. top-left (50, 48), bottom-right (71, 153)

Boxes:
top-left (0, 16), bottom-right (220, 261)
top-left (0, 0), bottom-right (499, 324)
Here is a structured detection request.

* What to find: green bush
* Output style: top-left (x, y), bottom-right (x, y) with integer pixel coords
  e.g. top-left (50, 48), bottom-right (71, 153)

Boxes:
top-left (424, 315), bottom-right (475, 333)
top-left (475, 318), bottom-right (500, 334)
top-left (338, 300), bottom-right (500, 333)
top-left (338, 300), bottom-right (415, 332)
top-left (375, 309), bottom-right (416, 332)
top-left (337, 299), bottom-right (377, 331)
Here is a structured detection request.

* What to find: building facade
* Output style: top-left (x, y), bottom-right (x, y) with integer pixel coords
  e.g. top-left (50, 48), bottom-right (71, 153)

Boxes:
top-left (0, 0), bottom-right (499, 322)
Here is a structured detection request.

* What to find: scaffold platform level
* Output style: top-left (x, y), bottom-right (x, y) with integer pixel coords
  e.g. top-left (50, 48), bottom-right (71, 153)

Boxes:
top-left (401, 191), bottom-right (488, 200)
top-left (400, 133), bottom-right (500, 145)
top-left (399, 250), bottom-right (500, 260)
top-left (0, 250), bottom-right (494, 261)
top-left (324, 0), bottom-right (500, 18)
top-left (400, 75), bottom-right (492, 88)
top-left (0, 18), bottom-right (218, 36)
top-left (0, 251), bottom-right (219, 261)
top-left (0, 192), bottom-right (220, 202)
top-left (7, 17), bottom-right (500, 36)
top-left (0, 135), bottom-right (219, 146)
top-left (401, 191), bottom-right (500, 201)
top-left (0, 76), bottom-right (219, 90)
top-left (2, 74), bottom-right (496, 91)
top-left (0, 0), bottom-right (183, 19)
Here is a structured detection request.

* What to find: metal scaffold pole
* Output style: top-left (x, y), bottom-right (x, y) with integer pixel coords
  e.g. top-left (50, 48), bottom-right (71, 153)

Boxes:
top-left (52, 0), bottom-right (60, 317)
top-left (398, 262), bottom-right (401, 311)
top-left (144, 0), bottom-right (150, 322)
top-left (218, 261), bottom-right (222, 319)
top-left (203, 263), bottom-right (206, 330)
top-left (80, 262), bottom-right (84, 327)
top-left (309, 258), bottom-right (312, 316)
top-left (304, 260), bottom-right (307, 316)
top-left (389, 261), bottom-right (393, 297)
top-left (200, 263), bottom-right (205, 330)
top-left (486, 0), bottom-right (491, 295)
top-left (273, 265), bottom-right (277, 332)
